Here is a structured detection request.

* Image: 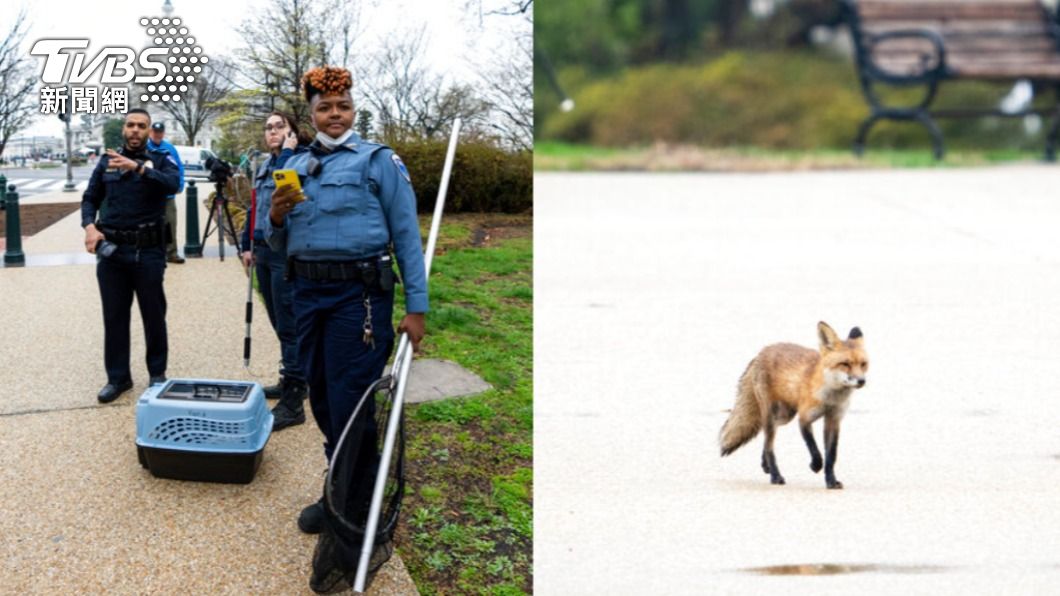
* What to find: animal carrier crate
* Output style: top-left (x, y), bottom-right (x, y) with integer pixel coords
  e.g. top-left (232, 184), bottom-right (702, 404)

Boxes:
top-left (135, 379), bottom-right (273, 484)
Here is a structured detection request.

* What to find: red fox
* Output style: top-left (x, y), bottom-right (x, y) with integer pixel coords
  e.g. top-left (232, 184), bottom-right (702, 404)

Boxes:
top-left (719, 322), bottom-right (868, 489)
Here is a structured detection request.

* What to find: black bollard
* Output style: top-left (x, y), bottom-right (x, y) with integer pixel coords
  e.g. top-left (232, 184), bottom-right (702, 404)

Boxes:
top-left (184, 180), bottom-right (202, 257)
top-left (4, 185), bottom-right (25, 267)
top-left (0, 173), bottom-right (6, 211)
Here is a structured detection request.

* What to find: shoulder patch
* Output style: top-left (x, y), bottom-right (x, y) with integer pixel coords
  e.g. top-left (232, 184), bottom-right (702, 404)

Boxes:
top-left (391, 153), bottom-right (411, 183)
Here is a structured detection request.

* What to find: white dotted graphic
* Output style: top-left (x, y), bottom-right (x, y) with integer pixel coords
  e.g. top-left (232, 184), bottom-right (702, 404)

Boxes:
top-left (136, 15), bottom-right (208, 105)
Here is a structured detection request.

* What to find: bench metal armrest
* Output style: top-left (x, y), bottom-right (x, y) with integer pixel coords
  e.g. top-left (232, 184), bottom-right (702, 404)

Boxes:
top-left (862, 28), bottom-right (948, 85)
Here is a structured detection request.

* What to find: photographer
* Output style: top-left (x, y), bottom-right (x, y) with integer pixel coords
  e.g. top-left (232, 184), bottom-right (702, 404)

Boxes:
top-left (264, 66), bottom-right (427, 592)
top-left (81, 109), bottom-right (181, 403)
top-left (239, 112), bottom-right (310, 430)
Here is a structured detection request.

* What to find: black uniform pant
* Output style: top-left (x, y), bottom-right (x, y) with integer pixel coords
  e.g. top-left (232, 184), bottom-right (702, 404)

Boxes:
top-left (96, 245), bottom-right (168, 384)
top-left (292, 275), bottom-right (395, 516)
top-left (254, 242), bottom-right (303, 381)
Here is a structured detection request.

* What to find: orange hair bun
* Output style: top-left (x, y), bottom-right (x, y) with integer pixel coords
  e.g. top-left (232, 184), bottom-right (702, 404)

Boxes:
top-left (302, 66), bottom-right (353, 101)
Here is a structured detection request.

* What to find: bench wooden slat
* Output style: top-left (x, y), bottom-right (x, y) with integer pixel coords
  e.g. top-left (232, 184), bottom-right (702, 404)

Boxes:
top-left (875, 56), bottom-right (1060, 79)
top-left (863, 20), bottom-right (1053, 37)
top-left (858, 0), bottom-right (1048, 21)
top-left (871, 36), bottom-right (1056, 51)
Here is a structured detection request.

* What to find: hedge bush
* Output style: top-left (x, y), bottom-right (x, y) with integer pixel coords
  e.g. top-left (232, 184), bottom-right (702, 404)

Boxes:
top-left (391, 140), bottom-right (532, 214)
top-left (537, 51), bottom-right (1053, 151)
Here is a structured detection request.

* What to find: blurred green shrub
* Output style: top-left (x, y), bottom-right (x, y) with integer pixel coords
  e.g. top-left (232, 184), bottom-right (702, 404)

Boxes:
top-left (393, 139), bottom-right (532, 214)
top-left (537, 51), bottom-right (1051, 151)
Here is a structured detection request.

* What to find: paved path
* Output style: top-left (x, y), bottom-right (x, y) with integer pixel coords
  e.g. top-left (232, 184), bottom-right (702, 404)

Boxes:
top-left (0, 189), bottom-right (418, 594)
top-left (535, 166), bottom-right (1060, 595)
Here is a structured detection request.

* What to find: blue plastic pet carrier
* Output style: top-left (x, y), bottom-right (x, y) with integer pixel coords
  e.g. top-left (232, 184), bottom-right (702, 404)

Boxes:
top-left (135, 379), bottom-right (273, 484)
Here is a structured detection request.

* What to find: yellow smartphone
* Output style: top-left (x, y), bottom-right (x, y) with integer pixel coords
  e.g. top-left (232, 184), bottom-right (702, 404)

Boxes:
top-left (272, 169), bottom-right (304, 202)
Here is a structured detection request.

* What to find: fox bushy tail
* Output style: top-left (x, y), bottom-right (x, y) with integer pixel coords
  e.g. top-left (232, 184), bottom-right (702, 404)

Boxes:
top-left (719, 363), bottom-right (761, 456)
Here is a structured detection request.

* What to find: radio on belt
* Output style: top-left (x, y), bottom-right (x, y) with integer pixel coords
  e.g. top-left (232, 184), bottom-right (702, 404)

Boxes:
top-left (135, 379), bottom-right (273, 484)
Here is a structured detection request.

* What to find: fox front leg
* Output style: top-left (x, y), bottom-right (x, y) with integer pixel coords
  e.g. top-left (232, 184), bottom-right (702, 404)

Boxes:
top-left (798, 407), bottom-right (825, 474)
top-left (800, 422), bottom-right (823, 473)
top-left (823, 415), bottom-right (842, 489)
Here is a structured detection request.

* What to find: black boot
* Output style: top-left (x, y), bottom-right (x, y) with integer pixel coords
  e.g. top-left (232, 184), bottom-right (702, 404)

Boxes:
top-left (299, 497), bottom-right (325, 534)
top-left (271, 377), bottom-right (306, 431)
top-left (263, 376), bottom-right (284, 400)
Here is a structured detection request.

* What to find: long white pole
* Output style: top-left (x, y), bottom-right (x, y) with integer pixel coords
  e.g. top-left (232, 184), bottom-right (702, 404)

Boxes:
top-left (354, 118), bottom-right (462, 593)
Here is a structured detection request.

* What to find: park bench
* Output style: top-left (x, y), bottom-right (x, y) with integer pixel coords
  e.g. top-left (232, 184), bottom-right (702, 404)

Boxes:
top-left (842, 0), bottom-right (1060, 159)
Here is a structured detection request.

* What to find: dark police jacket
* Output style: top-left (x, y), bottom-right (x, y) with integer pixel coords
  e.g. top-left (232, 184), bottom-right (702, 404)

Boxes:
top-left (80, 146), bottom-right (181, 229)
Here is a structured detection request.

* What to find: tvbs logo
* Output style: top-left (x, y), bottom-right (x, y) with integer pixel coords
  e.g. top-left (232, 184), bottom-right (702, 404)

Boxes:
top-left (32, 16), bottom-right (206, 106)
top-left (31, 40), bottom-right (168, 84)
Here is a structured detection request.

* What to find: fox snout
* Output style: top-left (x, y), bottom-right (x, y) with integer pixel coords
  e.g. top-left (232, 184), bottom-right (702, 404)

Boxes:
top-left (841, 371), bottom-right (867, 388)
top-left (824, 369), bottom-right (868, 389)
top-left (841, 373), bottom-right (866, 388)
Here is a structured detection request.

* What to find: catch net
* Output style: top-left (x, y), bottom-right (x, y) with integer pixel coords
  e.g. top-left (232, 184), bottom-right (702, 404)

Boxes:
top-left (311, 375), bottom-right (406, 594)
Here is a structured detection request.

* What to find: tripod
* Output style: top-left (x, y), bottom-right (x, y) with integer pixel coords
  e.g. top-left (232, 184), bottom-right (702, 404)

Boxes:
top-left (201, 178), bottom-right (239, 261)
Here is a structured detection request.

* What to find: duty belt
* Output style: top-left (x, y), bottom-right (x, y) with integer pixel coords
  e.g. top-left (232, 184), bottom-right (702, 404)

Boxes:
top-left (289, 257), bottom-right (384, 282)
top-left (102, 223), bottom-right (164, 248)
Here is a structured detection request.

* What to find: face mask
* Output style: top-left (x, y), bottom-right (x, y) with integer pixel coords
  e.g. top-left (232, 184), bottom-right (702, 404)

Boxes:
top-left (314, 129), bottom-right (353, 150)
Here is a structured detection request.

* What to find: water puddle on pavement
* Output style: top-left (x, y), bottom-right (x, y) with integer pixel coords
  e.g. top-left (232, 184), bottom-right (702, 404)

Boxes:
top-left (737, 563), bottom-right (954, 576)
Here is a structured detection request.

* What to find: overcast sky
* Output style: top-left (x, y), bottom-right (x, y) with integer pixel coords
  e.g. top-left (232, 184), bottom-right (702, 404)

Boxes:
top-left (15, 0), bottom-right (529, 138)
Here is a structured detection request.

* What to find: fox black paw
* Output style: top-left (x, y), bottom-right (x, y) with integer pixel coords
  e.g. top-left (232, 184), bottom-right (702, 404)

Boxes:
top-left (810, 457), bottom-right (823, 473)
top-left (770, 475), bottom-right (786, 485)
top-left (826, 479), bottom-right (843, 489)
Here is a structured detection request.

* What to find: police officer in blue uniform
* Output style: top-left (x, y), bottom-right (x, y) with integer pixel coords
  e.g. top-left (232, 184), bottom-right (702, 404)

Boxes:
top-left (239, 111), bottom-right (309, 430)
top-left (264, 67), bottom-right (427, 561)
top-left (82, 108), bottom-right (181, 403)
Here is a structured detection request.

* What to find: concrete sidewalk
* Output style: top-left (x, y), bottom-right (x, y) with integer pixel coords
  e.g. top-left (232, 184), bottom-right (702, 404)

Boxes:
top-left (535, 166), bottom-right (1060, 595)
top-left (0, 187), bottom-right (419, 593)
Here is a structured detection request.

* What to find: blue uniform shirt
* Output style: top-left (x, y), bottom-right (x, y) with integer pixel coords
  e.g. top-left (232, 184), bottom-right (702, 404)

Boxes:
top-left (145, 137), bottom-right (185, 199)
top-left (81, 146), bottom-right (181, 228)
top-left (241, 147), bottom-right (301, 251)
top-left (264, 133), bottom-right (428, 314)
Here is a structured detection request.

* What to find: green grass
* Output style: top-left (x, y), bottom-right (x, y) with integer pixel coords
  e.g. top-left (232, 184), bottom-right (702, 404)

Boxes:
top-left (535, 141), bottom-right (1046, 172)
top-left (397, 213), bottom-right (532, 595)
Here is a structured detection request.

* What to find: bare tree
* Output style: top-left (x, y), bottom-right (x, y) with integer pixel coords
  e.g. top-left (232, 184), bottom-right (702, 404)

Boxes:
top-left (357, 27), bottom-right (431, 143)
top-left (0, 10), bottom-right (37, 159)
top-left (329, 0), bottom-right (366, 70)
top-left (463, 0), bottom-right (533, 22)
top-left (410, 81), bottom-right (490, 141)
top-left (152, 57), bottom-right (236, 145)
top-left (236, 0), bottom-right (331, 125)
top-left (459, 0), bottom-right (533, 149)
top-left (479, 24), bottom-right (532, 149)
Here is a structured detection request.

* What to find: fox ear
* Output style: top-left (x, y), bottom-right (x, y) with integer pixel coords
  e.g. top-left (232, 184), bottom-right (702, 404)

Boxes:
top-left (817, 321), bottom-right (841, 351)
top-left (848, 327), bottom-right (863, 342)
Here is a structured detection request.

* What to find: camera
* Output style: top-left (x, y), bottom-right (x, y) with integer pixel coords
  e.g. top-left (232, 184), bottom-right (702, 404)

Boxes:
top-left (96, 239), bottom-right (118, 258)
top-left (205, 156), bottom-right (234, 184)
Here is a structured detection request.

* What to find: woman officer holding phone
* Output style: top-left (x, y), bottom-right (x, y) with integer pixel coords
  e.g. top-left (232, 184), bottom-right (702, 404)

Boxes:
top-left (264, 66), bottom-right (427, 592)
top-left (240, 111), bottom-right (310, 430)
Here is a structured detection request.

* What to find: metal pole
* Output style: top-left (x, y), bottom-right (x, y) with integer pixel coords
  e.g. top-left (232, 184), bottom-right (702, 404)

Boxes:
top-left (353, 118), bottom-right (461, 593)
top-left (4, 185), bottom-right (26, 267)
top-left (184, 180), bottom-right (202, 257)
top-left (244, 188), bottom-right (256, 367)
top-left (63, 101), bottom-right (76, 192)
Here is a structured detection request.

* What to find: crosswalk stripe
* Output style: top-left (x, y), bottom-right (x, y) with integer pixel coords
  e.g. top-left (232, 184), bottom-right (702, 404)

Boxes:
top-left (3, 178), bottom-right (32, 188)
top-left (1, 178), bottom-right (90, 193)
top-left (20, 179), bottom-right (56, 190)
